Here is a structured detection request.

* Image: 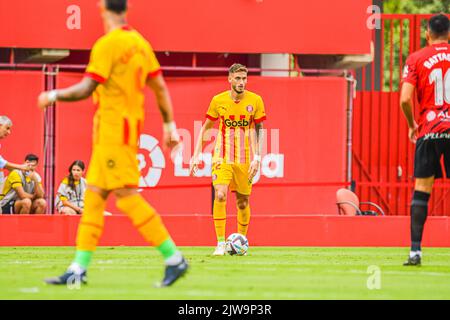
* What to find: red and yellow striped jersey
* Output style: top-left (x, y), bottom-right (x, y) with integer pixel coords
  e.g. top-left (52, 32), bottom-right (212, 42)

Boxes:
top-left (206, 90), bottom-right (266, 164)
top-left (85, 26), bottom-right (161, 148)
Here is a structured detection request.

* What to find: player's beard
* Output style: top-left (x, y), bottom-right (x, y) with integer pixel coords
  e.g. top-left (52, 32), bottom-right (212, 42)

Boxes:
top-left (233, 85), bottom-right (245, 94)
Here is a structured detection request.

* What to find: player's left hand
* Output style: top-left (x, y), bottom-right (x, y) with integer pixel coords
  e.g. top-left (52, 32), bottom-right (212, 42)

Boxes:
top-left (248, 158), bottom-right (261, 181)
top-left (37, 92), bottom-right (52, 110)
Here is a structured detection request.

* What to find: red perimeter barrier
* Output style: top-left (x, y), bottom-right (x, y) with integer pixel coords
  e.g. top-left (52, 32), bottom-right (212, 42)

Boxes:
top-left (0, 215), bottom-right (449, 247)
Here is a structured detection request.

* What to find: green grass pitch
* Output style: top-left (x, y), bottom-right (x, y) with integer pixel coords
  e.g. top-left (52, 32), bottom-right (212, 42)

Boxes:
top-left (0, 247), bottom-right (449, 300)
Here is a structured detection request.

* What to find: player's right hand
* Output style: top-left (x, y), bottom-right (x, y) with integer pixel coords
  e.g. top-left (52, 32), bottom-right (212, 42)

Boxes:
top-left (17, 163), bottom-right (32, 172)
top-left (37, 92), bottom-right (51, 110)
top-left (163, 130), bottom-right (181, 150)
top-left (408, 122), bottom-right (418, 144)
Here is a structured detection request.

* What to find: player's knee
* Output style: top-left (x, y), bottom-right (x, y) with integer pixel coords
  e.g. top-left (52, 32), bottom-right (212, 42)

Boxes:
top-left (35, 198), bottom-right (47, 208)
top-left (85, 189), bottom-right (107, 212)
top-left (216, 191), bottom-right (227, 202)
top-left (237, 199), bottom-right (249, 210)
top-left (415, 178), bottom-right (434, 194)
top-left (61, 207), bottom-right (77, 215)
top-left (116, 194), bottom-right (141, 212)
top-left (21, 198), bottom-right (32, 209)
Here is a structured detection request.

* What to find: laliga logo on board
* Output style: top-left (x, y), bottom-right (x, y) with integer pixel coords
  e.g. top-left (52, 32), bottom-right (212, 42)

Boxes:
top-left (138, 129), bottom-right (285, 186)
top-left (174, 153), bottom-right (285, 184)
top-left (137, 134), bottom-right (165, 187)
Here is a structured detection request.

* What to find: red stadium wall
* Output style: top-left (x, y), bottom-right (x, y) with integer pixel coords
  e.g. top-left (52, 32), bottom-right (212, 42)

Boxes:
top-left (1, 215), bottom-right (449, 247)
top-left (55, 74), bottom-right (348, 215)
top-left (352, 91), bottom-right (450, 216)
top-left (0, 72), bottom-right (45, 173)
top-left (0, 0), bottom-right (372, 54)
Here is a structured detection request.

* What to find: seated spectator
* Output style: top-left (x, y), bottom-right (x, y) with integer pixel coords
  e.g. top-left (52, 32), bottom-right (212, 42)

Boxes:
top-left (55, 160), bottom-right (87, 215)
top-left (0, 154), bottom-right (47, 214)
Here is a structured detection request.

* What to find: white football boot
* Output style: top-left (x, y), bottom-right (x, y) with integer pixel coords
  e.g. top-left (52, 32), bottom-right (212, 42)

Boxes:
top-left (212, 242), bottom-right (226, 256)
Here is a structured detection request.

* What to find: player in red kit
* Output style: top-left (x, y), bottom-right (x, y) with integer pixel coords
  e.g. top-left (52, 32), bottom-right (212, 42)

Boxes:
top-left (400, 14), bottom-right (450, 266)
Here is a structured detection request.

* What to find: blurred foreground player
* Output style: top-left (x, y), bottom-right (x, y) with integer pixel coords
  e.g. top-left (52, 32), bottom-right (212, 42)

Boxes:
top-left (190, 64), bottom-right (266, 255)
top-left (400, 14), bottom-right (450, 266)
top-left (38, 0), bottom-right (188, 286)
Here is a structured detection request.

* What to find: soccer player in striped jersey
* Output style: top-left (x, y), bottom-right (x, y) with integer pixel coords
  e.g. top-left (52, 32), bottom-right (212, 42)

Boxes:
top-left (190, 64), bottom-right (266, 255)
top-left (400, 14), bottom-right (450, 266)
top-left (37, 0), bottom-right (188, 287)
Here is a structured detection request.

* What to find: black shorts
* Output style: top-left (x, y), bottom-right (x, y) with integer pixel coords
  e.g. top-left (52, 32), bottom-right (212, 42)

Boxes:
top-left (414, 137), bottom-right (450, 179)
top-left (1, 200), bottom-right (15, 214)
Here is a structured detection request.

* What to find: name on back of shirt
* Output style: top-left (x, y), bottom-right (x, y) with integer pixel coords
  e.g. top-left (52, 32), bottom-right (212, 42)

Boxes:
top-left (424, 52), bottom-right (450, 69)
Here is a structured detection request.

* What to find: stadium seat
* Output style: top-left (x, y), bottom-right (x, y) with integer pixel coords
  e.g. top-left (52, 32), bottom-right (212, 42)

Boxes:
top-left (336, 188), bottom-right (385, 216)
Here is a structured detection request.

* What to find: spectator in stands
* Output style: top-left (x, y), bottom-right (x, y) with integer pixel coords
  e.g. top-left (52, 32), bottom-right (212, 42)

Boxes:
top-left (54, 161), bottom-right (112, 216)
top-left (0, 154), bottom-right (47, 214)
top-left (0, 115), bottom-right (32, 188)
top-left (55, 160), bottom-right (87, 215)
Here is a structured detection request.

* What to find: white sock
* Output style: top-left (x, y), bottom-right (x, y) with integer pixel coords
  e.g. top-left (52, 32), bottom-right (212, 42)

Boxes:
top-left (68, 262), bottom-right (86, 275)
top-left (410, 251), bottom-right (422, 258)
top-left (217, 241), bottom-right (225, 246)
top-left (165, 250), bottom-right (183, 266)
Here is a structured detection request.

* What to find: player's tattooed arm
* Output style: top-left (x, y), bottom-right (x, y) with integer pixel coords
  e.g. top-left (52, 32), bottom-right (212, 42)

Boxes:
top-left (400, 82), bottom-right (418, 143)
top-left (56, 77), bottom-right (99, 102)
top-left (147, 74), bottom-right (174, 123)
top-left (255, 122), bottom-right (264, 156)
top-left (37, 77), bottom-right (98, 109)
top-left (147, 74), bottom-right (181, 150)
top-left (248, 122), bottom-right (264, 180)
top-left (400, 82), bottom-right (415, 128)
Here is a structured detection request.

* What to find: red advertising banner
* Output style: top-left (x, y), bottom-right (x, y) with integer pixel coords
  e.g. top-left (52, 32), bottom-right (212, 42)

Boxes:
top-left (0, 0), bottom-right (372, 54)
top-left (55, 74), bottom-right (348, 215)
top-left (0, 72), bottom-right (45, 174)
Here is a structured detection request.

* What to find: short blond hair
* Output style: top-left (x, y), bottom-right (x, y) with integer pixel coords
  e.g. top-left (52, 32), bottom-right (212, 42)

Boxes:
top-left (0, 116), bottom-right (12, 126)
top-left (229, 63), bottom-right (248, 75)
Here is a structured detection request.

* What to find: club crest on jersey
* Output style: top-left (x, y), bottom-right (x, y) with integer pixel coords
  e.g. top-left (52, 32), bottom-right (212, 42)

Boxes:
top-left (426, 111), bottom-right (437, 122)
top-left (107, 159), bottom-right (116, 168)
top-left (246, 105), bottom-right (254, 113)
top-left (218, 105), bottom-right (228, 113)
top-left (402, 65), bottom-right (409, 78)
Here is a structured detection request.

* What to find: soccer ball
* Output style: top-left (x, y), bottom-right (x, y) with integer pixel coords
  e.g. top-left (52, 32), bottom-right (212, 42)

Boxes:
top-left (225, 233), bottom-right (249, 256)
